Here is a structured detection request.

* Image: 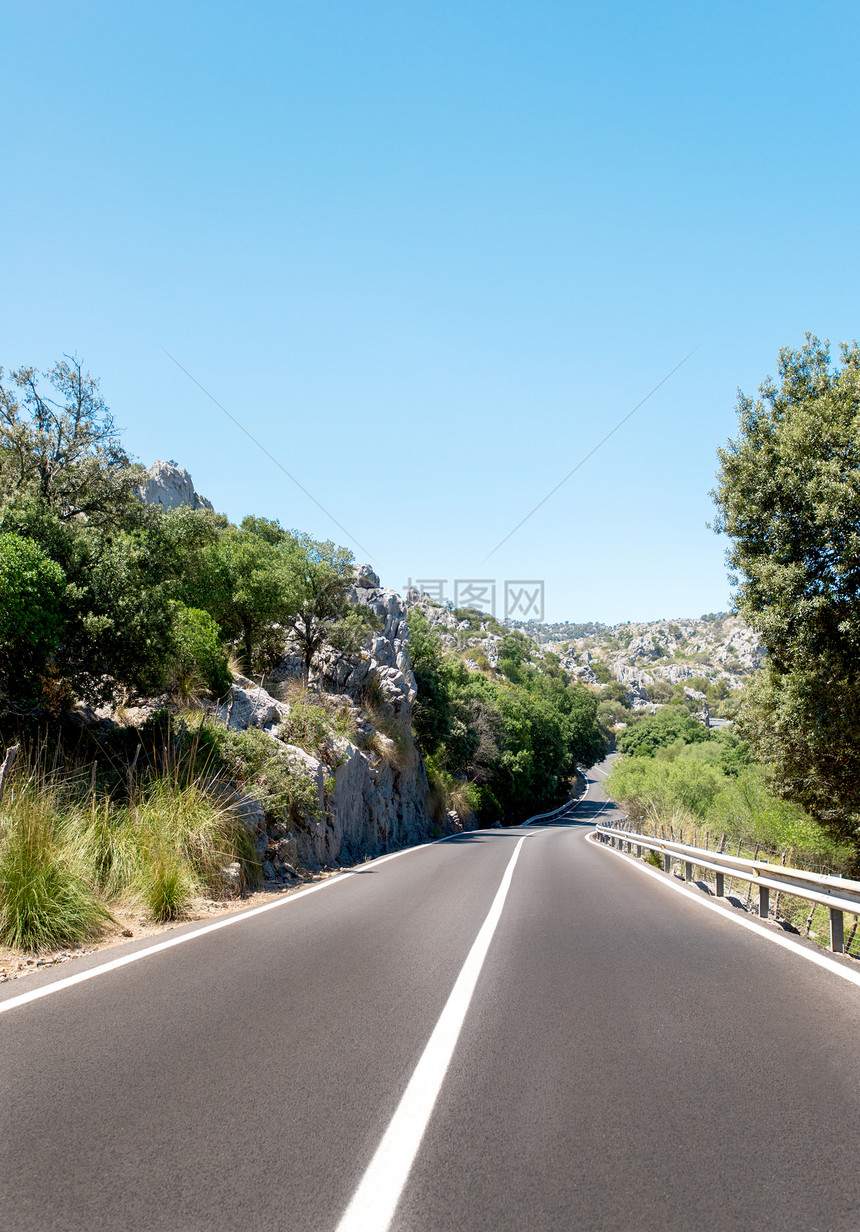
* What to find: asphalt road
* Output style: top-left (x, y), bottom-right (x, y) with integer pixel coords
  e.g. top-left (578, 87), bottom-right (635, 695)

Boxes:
top-left (3, 762), bottom-right (860, 1231)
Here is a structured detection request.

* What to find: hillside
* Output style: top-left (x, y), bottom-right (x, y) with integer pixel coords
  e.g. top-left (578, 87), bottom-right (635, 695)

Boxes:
top-left (509, 614), bottom-right (762, 707)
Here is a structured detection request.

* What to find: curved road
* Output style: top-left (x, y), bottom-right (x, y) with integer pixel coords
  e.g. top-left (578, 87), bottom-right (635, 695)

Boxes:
top-left (2, 762), bottom-right (860, 1230)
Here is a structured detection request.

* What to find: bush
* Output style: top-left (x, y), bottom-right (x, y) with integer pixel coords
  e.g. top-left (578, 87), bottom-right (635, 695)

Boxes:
top-left (590, 660), bottom-right (613, 684)
top-left (280, 698), bottom-right (332, 756)
top-left (0, 532), bottom-right (66, 694)
top-left (186, 719), bottom-right (321, 826)
top-left (0, 783), bottom-right (112, 951)
top-left (171, 604), bottom-right (231, 697)
top-left (616, 707), bottom-right (709, 757)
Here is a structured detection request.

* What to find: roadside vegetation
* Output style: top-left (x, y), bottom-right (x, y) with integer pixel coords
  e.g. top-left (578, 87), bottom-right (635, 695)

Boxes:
top-left (0, 735), bottom-right (260, 953)
top-left (605, 704), bottom-right (860, 955)
top-left (0, 358), bottom-right (380, 951)
top-left (713, 334), bottom-right (860, 858)
top-left (408, 610), bottom-right (606, 826)
top-left (606, 706), bottom-right (855, 872)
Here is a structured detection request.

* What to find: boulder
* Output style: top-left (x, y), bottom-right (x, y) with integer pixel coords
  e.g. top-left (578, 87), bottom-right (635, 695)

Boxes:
top-left (216, 681), bottom-right (290, 731)
top-left (354, 563), bottom-right (381, 589)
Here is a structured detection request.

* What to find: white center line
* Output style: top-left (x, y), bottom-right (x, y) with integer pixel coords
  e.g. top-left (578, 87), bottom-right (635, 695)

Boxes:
top-left (335, 835), bottom-right (529, 1232)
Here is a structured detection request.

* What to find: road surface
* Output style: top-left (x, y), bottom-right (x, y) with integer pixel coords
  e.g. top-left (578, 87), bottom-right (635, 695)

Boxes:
top-left (3, 761), bottom-right (860, 1231)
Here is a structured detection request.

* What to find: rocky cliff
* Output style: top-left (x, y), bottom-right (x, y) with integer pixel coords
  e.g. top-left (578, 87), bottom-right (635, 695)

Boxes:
top-left (137, 460), bottom-right (214, 512)
top-left (207, 566), bottom-right (457, 881)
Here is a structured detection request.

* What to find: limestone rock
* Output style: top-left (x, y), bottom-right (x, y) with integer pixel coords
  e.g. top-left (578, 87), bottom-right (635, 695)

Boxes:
top-left (215, 679), bottom-right (290, 731)
top-left (354, 563), bottom-right (381, 589)
top-left (137, 460), bottom-right (214, 512)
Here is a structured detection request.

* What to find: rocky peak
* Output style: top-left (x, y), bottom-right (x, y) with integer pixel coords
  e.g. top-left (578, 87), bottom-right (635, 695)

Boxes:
top-left (137, 460), bottom-right (214, 513)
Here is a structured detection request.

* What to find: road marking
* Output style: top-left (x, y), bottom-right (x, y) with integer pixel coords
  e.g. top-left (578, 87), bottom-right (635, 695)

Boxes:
top-left (335, 835), bottom-right (529, 1232)
top-left (588, 833), bottom-right (860, 989)
top-left (0, 834), bottom-right (466, 1016)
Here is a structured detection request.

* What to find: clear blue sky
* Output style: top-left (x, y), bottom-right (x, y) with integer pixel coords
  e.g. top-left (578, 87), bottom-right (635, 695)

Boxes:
top-left (3, 1), bottom-right (858, 622)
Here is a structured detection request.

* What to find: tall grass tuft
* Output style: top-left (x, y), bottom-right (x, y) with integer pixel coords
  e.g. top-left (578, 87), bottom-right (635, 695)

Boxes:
top-left (0, 731), bottom-right (263, 948)
top-left (0, 784), bottom-right (112, 952)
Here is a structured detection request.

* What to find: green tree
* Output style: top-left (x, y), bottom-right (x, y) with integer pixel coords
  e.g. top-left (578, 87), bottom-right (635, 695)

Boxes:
top-left (288, 559), bottom-right (378, 684)
top-left (0, 532), bottom-right (66, 694)
top-left (171, 605), bottom-right (231, 697)
top-left (616, 706), bottom-right (709, 757)
top-left (713, 334), bottom-right (860, 851)
top-left (406, 608), bottom-right (453, 753)
top-left (190, 526), bottom-right (302, 672)
top-left (0, 358), bottom-right (144, 526)
top-left (0, 496), bottom-right (182, 703)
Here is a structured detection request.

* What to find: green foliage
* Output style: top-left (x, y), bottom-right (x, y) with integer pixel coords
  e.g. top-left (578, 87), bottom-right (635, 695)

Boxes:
top-left (280, 698), bottom-right (332, 756)
top-left (597, 699), bottom-right (628, 729)
top-left (713, 335), bottom-right (860, 851)
top-left (287, 557), bottom-right (379, 683)
top-left (0, 358), bottom-right (145, 526)
top-left (0, 495), bottom-right (180, 703)
top-left (171, 604), bottom-right (230, 697)
top-left (407, 610), bottom-right (606, 824)
top-left (123, 775), bottom-right (259, 919)
top-left (188, 525), bottom-right (302, 673)
top-left (607, 740), bottom-right (850, 867)
top-left (599, 680), bottom-right (631, 706)
top-left (589, 660), bottom-right (613, 684)
top-left (0, 786), bottom-right (112, 951)
top-left (186, 719), bottom-right (321, 825)
top-left (735, 665), bottom-right (860, 851)
top-left (616, 707), bottom-right (709, 757)
top-left (0, 532), bottom-right (66, 693)
top-left (407, 608), bottom-right (453, 754)
top-left (0, 738), bottom-right (263, 947)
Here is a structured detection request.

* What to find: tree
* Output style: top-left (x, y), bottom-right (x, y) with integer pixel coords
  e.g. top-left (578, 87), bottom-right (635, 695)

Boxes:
top-left (0, 495), bottom-right (183, 703)
top-left (406, 608), bottom-right (453, 753)
top-left (288, 559), bottom-right (378, 684)
top-left (712, 334), bottom-right (860, 851)
top-left (171, 605), bottom-right (231, 697)
top-left (0, 358), bottom-right (144, 526)
top-left (190, 526), bottom-right (302, 672)
top-left (0, 532), bottom-right (65, 695)
top-left (616, 706), bottom-right (709, 757)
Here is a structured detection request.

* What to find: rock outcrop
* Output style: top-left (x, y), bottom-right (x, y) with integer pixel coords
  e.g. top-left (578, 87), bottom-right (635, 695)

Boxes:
top-left (535, 613), bottom-right (763, 697)
top-left (137, 460), bottom-right (214, 512)
top-left (216, 570), bottom-right (454, 878)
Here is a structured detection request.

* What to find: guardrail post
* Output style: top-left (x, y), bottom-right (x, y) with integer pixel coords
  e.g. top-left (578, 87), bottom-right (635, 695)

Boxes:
top-left (759, 886), bottom-right (769, 919)
top-left (715, 871), bottom-right (724, 897)
top-left (684, 861), bottom-right (692, 881)
top-left (663, 851), bottom-right (671, 873)
top-left (830, 908), bottom-right (844, 954)
top-left (636, 844), bottom-right (641, 858)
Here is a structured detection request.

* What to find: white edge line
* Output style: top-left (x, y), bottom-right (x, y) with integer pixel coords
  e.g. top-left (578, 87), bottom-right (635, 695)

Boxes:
top-left (0, 833), bottom-right (469, 1016)
top-left (335, 834), bottom-right (528, 1232)
top-left (587, 832), bottom-right (860, 989)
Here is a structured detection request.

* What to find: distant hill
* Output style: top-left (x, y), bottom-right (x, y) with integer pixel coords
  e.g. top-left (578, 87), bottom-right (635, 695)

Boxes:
top-left (510, 613), bottom-right (762, 702)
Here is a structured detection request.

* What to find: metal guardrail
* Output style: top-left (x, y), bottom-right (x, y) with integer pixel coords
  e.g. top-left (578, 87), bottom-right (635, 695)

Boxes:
top-left (595, 821), bottom-right (860, 955)
top-left (521, 776), bottom-right (589, 827)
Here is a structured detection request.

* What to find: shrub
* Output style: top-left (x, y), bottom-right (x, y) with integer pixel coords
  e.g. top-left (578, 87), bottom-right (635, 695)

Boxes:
top-left (186, 719), bottom-right (321, 826)
top-left (616, 707), bottom-right (709, 757)
top-left (589, 660), bottom-right (613, 684)
top-left (280, 698), bottom-right (331, 755)
top-left (0, 532), bottom-right (66, 694)
top-left (171, 604), bottom-right (231, 697)
top-left (0, 782), bottom-right (112, 951)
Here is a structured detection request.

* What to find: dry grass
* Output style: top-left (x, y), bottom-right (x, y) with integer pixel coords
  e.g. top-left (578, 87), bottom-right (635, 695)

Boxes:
top-left (0, 737), bottom-right (260, 949)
